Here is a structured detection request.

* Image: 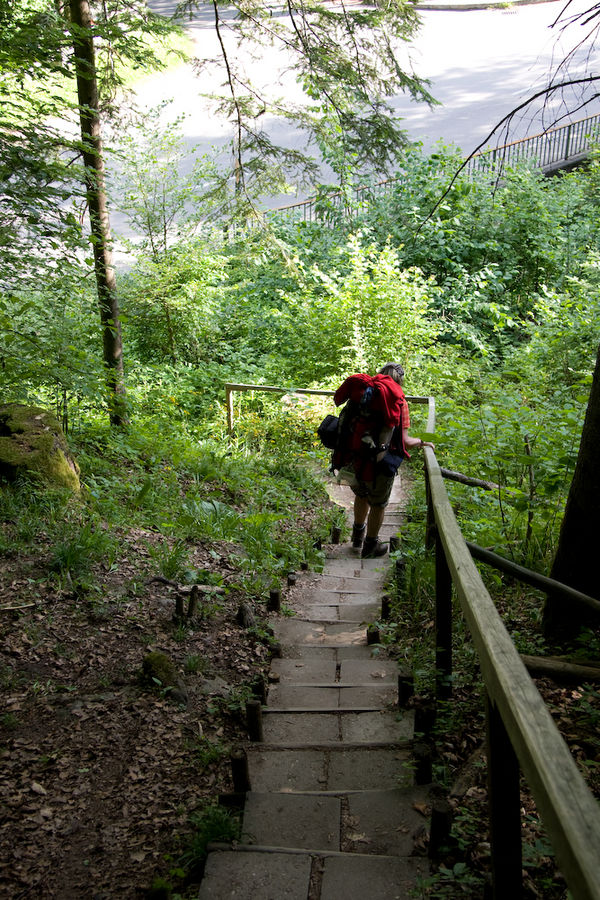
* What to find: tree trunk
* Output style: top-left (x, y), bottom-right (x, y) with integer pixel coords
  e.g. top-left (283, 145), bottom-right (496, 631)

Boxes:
top-left (70, 0), bottom-right (126, 426)
top-left (544, 342), bottom-right (600, 638)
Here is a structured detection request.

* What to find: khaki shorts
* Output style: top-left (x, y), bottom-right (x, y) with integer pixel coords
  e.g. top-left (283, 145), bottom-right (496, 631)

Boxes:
top-left (337, 466), bottom-right (395, 508)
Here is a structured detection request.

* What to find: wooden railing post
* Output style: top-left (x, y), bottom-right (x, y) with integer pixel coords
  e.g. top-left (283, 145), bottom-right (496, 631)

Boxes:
top-left (226, 384), bottom-right (234, 437)
top-left (435, 529), bottom-right (452, 700)
top-left (486, 693), bottom-right (523, 900)
top-left (425, 465), bottom-right (435, 550)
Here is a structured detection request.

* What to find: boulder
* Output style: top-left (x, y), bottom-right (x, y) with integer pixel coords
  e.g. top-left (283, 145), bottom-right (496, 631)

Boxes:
top-left (0, 404), bottom-right (80, 492)
top-left (140, 651), bottom-right (188, 706)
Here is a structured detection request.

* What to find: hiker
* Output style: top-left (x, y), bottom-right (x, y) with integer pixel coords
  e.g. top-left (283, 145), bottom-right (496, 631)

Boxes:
top-left (333, 363), bottom-right (434, 558)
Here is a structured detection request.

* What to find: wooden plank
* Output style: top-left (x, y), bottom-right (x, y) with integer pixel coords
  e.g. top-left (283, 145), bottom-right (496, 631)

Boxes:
top-left (521, 655), bottom-right (600, 683)
top-left (435, 530), bottom-right (452, 700)
top-left (487, 694), bottom-right (522, 899)
top-left (425, 451), bottom-right (600, 900)
top-left (466, 542), bottom-right (600, 616)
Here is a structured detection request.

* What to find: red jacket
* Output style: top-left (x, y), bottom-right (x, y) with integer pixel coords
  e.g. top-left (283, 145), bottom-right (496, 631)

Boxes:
top-left (334, 373), bottom-right (406, 427)
top-left (333, 374), bottom-right (408, 481)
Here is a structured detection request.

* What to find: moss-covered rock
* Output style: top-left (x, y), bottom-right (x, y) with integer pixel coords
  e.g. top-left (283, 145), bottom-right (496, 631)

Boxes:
top-left (0, 404), bottom-right (80, 492)
top-left (140, 651), bottom-right (188, 706)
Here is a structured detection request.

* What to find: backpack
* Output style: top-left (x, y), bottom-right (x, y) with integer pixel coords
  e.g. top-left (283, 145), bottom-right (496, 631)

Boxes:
top-left (316, 414), bottom-right (340, 450)
top-left (318, 383), bottom-right (405, 480)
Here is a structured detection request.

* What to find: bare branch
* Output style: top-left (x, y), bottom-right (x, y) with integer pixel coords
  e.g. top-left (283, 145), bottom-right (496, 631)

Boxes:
top-left (416, 76), bottom-right (600, 236)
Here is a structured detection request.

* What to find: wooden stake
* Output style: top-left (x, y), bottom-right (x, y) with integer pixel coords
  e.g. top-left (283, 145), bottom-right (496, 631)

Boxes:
top-left (398, 672), bottom-right (414, 708)
top-left (267, 589), bottom-right (281, 612)
top-left (230, 749), bottom-right (250, 792)
top-left (429, 797), bottom-right (453, 858)
top-left (246, 699), bottom-right (264, 742)
top-left (367, 625), bottom-right (380, 645)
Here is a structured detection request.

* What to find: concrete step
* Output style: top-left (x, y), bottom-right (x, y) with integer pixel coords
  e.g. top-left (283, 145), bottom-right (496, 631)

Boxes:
top-left (291, 603), bottom-right (380, 622)
top-left (295, 587), bottom-right (384, 606)
top-left (262, 709), bottom-right (414, 745)
top-left (271, 619), bottom-right (369, 649)
top-left (265, 683), bottom-right (398, 709)
top-left (199, 480), bottom-right (422, 899)
top-left (239, 787), bottom-right (432, 855)
top-left (272, 644), bottom-right (382, 661)
top-left (317, 573), bottom-right (388, 593)
top-left (245, 745), bottom-right (413, 793)
top-left (198, 847), bottom-right (429, 900)
top-left (269, 657), bottom-right (399, 684)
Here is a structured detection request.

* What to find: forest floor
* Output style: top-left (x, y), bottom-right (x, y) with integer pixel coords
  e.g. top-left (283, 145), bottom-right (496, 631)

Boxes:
top-left (0, 526), bottom-right (283, 899)
top-left (1, 497), bottom-right (599, 899)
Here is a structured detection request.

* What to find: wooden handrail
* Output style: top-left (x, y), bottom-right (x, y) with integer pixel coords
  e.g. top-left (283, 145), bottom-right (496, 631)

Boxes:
top-left (225, 380), bottom-right (600, 896)
top-left (466, 540), bottom-right (600, 616)
top-left (424, 446), bottom-right (600, 900)
top-left (224, 381), bottom-right (433, 437)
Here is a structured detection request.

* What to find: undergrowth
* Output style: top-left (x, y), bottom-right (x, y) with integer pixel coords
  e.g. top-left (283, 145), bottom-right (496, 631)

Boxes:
top-left (386, 491), bottom-right (600, 899)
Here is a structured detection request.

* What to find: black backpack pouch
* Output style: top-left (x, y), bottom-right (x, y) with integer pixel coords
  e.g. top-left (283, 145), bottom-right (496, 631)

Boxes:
top-left (317, 414), bottom-right (340, 450)
top-left (376, 451), bottom-right (405, 477)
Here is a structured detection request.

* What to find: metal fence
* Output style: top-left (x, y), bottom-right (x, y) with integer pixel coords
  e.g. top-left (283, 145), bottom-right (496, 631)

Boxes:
top-left (271, 113), bottom-right (600, 226)
top-left (464, 114), bottom-right (600, 178)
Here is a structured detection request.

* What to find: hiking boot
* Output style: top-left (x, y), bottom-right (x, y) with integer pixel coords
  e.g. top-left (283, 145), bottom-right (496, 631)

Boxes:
top-left (351, 523), bottom-right (366, 549)
top-left (362, 537), bottom-right (388, 559)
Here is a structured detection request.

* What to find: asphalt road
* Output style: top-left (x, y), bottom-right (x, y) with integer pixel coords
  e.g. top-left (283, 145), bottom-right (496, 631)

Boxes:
top-left (108, 0), bottom-right (600, 237)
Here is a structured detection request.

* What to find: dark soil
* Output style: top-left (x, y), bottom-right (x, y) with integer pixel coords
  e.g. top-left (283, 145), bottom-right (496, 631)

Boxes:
top-left (0, 533), bottom-right (275, 899)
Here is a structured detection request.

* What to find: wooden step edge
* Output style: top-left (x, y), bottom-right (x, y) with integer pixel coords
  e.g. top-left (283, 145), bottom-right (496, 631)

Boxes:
top-left (266, 682), bottom-right (398, 688)
top-left (243, 739), bottom-right (414, 752)
top-left (261, 706), bottom-right (396, 714)
top-left (206, 841), bottom-right (418, 860)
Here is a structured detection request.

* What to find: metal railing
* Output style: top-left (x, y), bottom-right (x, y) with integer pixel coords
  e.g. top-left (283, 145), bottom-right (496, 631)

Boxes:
top-left (464, 114), bottom-right (600, 178)
top-left (271, 114), bottom-right (600, 225)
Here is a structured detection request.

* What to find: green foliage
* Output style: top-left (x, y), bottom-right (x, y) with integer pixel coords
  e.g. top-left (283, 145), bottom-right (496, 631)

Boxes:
top-left (108, 104), bottom-right (224, 263)
top-left (194, 0), bottom-right (433, 207)
top-left (178, 804), bottom-right (240, 878)
top-left (191, 737), bottom-right (227, 771)
top-left (49, 521), bottom-right (118, 580)
top-left (0, 0), bottom-right (177, 289)
top-left (148, 539), bottom-right (191, 581)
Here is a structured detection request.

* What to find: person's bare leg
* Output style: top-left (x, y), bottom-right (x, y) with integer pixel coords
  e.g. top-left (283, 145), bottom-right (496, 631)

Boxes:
top-left (366, 505), bottom-right (385, 539)
top-left (354, 495), bottom-right (369, 527)
top-left (351, 496), bottom-right (369, 549)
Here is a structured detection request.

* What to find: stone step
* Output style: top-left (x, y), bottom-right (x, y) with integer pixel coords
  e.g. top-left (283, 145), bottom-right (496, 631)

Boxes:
top-left (199, 482), bottom-right (420, 899)
top-left (245, 745), bottom-right (413, 793)
top-left (265, 683), bottom-right (398, 709)
top-left (262, 709), bottom-right (414, 745)
top-left (273, 645), bottom-right (381, 661)
top-left (317, 574), bottom-right (387, 593)
top-left (321, 559), bottom-right (389, 579)
top-left (198, 847), bottom-right (429, 900)
top-left (292, 604), bottom-right (379, 622)
top-left (271, 619), bottom-right (369, 649)
top-left (240, 787), bottom-right (432, 855)
top-left (296, 588), bottom-right (384, 606)
top-left (269, 658), bottom-right (399, 684)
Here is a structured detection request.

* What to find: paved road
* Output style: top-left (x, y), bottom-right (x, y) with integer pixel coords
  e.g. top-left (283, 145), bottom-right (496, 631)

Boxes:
top-left (110, 0), bottom-right (600, 236)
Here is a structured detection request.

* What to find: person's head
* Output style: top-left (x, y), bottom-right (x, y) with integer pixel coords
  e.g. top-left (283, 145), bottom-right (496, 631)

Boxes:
top-left (378, 362), bottom-right (405, 385)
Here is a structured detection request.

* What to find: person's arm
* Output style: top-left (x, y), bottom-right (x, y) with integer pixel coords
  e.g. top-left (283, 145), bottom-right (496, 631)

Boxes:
top-left (402, 428), bottom-right (435, 452)
top-left (375, 426), bottom-right (394, 462)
